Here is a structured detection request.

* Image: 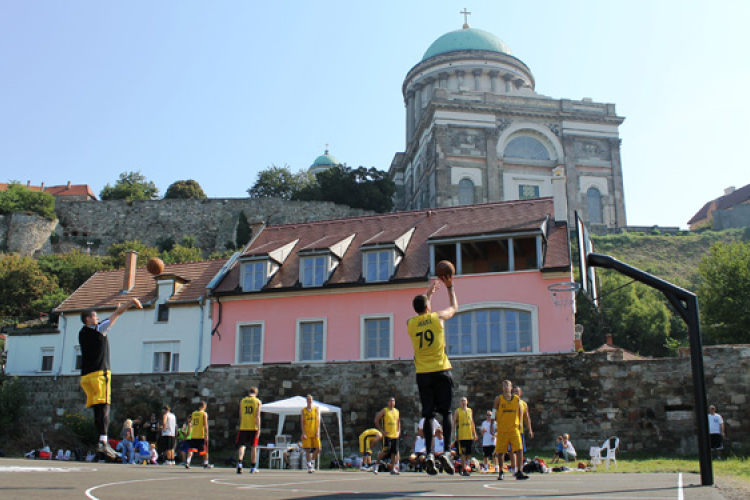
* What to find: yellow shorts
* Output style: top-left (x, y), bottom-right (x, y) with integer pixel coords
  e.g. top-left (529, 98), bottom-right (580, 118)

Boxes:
top-left (302, 437), bottom-right (321, 450)
top-left (495, 431), bottom-right (522, 453)
top-left (359, 434), bottom-right (376, 454)
top-left (80, 370), bottom-right (111, 408)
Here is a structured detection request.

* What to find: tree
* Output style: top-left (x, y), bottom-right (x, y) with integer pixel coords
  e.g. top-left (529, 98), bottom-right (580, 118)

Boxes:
top-left (164, 179), bottom-right (207, 199)
top-left (105, 240), bottom-right (160, 268)
top-left (37, 250), bottom-right (112, 293)
top-left (0, 182), bottom-right (56, 220)
top-left (161, 244), bottom-right (203, 264)
top-left (698, 241), bottom-right (750, 344)
top-left (100, 171), bottom-right (159, 201)
top-left (293, 165), bottom-right (395, 213)
top-left (247, 164), bottom-right (312, 200)
top-left (0, 254), bottom-right (61, 318)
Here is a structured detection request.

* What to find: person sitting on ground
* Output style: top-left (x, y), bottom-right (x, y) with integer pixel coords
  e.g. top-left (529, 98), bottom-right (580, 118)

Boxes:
top-left (562, 433), bottom-right (576, 462)
top-left (134, 435), bottom-right (151, 464)
top-left (409, 433), bottom-right (428, 472)
top-left (283, 441), bottom-right (302, 469)
top-left (550, 436), bottom-right (564, 464)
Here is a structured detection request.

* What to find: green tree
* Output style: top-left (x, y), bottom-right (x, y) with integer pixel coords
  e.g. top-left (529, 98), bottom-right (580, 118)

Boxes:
top-left (105, 240), bottom-right (160, 268)
top-left (698, 241), bottom-right (750, 344)
top-left (0, 375), bottom-right (27, 439)
top-left (164, 179), bottom-right (207, 199)
top-left (37, 250), bottom-right (112, 293)
top-left (100, 171), bottom-right (159, 201)
top-left (0, 254), bottom-right (61, 318)
top-left (0, 182), bottom-right (56, 220)
top-left (162, 244), bottom-right (203, 264)
top-left (293, 165), bottom-right (395, 213)
top-left (247, 164), bottom-right (312, 199)
top-left (236, 211), bottom-right (251, 248)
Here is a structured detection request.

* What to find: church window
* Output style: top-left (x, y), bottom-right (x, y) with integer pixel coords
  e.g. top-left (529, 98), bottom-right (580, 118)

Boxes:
top-left (458, 178), bottom-right (475, 205)
top-left (505, 136), bottom-right (550, 160)
top-left (587, 187), bottom-right (603, 224)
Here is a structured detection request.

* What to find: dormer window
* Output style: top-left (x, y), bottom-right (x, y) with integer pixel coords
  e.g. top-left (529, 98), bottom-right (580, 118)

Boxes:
top-left (301, 255), bottom-right (329, 287)
top-left (240, 239), bottom-right (298, 292)
top-left (364, 249), bottom-right (393, 282)
top-left (242, 260), bottom-right (271, 292)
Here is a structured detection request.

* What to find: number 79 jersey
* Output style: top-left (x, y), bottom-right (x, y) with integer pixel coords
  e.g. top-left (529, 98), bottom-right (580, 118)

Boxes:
top-left (407, 312), bottom-right (452, 374)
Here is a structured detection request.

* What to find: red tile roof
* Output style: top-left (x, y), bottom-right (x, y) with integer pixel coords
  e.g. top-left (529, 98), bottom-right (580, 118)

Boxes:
top-left (55, 259), bottom-right (228, 312)
top-left (215, 199), bottom-right (570, 293)
top-left (44, 184), bottom-right (97, 199)
top-left (688, 183), bottom-right (750, 225)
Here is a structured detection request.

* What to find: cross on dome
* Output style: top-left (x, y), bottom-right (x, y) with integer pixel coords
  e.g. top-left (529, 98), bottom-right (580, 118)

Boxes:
top-left (460, 8), bottom-right (471, 29)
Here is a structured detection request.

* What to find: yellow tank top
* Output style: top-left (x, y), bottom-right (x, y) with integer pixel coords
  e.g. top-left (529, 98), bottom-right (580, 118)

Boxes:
top-left (407, 312), bottom-right (452, 373)
top-left (382, 408), bottom-right (400, 438)
top-left (496, 395), bottom-right (520, 433)
top-left (302, 406), bottom-right (319, 436)
top-left (191, 410), bottom-right (206, 439)
top-left (240, 396), bottom-right (261, 431)
top-left (518, 399), bottom-right (528, 432)
top-left (361, 428), bottom-right (380, 439)
top-left (456, 407), bottom-right (474, 440)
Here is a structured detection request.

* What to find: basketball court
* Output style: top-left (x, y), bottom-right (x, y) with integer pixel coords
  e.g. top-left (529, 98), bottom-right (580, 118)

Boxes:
top-left (0, 458), bottom-right (726, 500)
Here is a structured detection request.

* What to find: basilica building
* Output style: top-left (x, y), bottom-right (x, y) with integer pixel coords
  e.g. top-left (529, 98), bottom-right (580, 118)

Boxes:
top-left (388, 19), bottom-right (627, 231)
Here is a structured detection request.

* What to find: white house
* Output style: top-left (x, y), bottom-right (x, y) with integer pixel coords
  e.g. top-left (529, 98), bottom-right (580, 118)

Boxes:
top-left (4, 252), bottom-right (232, 376)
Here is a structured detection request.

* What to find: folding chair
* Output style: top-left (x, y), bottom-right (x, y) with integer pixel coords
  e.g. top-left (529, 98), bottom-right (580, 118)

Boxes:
top-left (590, 436), bottom-right (619, 470)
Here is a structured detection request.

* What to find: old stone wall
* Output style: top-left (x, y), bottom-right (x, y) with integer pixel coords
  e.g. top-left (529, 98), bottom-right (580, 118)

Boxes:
top-left (18, 345), bottom-right (749, 457)
top-left (53, 198), bottom-right (371, 255)
top-left (4, 212), bottom-right (58, 256)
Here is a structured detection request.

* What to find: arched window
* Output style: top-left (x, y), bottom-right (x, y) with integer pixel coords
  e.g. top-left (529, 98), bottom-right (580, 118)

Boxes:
top-left (504, 136), bottom-right (550, 160)
top-left (445, 308), bottom-right (533, 355)
top-left (587, 187), bottom-right (603, 224)
top-left (458, 178), bottom-right (475, 205)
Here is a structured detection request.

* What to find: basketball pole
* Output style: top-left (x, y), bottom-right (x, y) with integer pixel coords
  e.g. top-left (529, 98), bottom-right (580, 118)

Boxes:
top-left (587, 253), bottom-right (713, 486)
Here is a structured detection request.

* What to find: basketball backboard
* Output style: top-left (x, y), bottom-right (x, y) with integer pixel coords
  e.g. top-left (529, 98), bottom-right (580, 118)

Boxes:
top-left (575, 211), bottom-right (599, 307)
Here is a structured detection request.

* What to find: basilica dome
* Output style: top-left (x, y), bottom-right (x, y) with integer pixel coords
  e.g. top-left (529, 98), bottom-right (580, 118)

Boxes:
top-left (309, 149), bottom-right (341, 175)
top-left (422, 27), bottom-right (512, 61)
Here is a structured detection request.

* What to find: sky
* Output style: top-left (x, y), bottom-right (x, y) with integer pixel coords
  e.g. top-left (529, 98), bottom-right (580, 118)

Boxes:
top-left (1, 0), bottom-right (749, 229)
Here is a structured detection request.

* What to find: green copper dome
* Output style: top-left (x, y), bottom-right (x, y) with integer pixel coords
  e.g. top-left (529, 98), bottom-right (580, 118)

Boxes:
top-left (312, 152), bottom-right (339, 166)
top-left (422, 27), bottom-right (512, 61)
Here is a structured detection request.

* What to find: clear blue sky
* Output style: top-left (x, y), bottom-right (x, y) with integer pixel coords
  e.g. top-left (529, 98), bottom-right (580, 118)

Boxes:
top-left (2, 0), bottom-right (748, 228)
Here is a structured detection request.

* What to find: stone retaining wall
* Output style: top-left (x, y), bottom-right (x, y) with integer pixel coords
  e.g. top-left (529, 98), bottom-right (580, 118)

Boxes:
top-left (17, 345), bottom-right (749, 457)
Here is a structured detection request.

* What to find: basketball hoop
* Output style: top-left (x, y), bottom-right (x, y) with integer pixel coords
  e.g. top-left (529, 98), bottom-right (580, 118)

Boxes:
top-left (547, 282), bottom-right (581, 307)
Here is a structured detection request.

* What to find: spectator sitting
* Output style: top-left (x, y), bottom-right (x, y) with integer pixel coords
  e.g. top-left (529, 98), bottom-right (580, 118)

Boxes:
top-left (149, 444), bottom-right (159, 465)
top-left (562, 433), bottom-right (576, 462)
top-left (409, 435), bottom-right (427, 472)
top-left (283, 441), bottom-right (302, 469)
top-left (134, 435), bottom-right (151, 464)
top-left (550, 436), bottom-right (564, 464)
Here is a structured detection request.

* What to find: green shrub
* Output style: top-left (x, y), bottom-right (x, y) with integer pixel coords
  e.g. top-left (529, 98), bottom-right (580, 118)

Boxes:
top-left (60, 410), bottom-right (97, 445)
top-left (0, 375), bottom-right (27, 438)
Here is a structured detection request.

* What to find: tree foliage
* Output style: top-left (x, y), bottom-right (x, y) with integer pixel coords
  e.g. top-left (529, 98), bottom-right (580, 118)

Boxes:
top-left (0, 182), bottom-right (57, 220)
top-left (164, 179), bottom-right (207, 200)
top-left (293, 165), bottom-right (395, 213)
top-left (37, 250), bottom-right (112, 293)
top-left (236, 211), bottom-right (251, 249)
top-left (698, 241), bottom-right (750, 344)
top-left (106, 240), bottom-right (160, 267)
top-left (0, 254), bottom-right (61, 318)
top-left (247, 164), bottom-right (312, 200)
top-left (0, 375), bottom-right (27, 439)
top-left (100, 171), bottom-right (159, 201)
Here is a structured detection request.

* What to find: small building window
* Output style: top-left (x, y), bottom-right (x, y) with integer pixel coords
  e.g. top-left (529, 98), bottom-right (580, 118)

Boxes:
top-left (365, 250), bottom-right (392, 282)
top-left (446, 308), bottom-right (533, 356)
top-left (74, 346), bottom-right (82, 371)
top-left (238, 323), bottom-right (263, 364)
top-left (434, 236), bottom-right (541, 275)
top-left (301, 256), bottom-right (327, 287)
top-left (587, 187), bottom-right (603, 224)
top-left (504, 136), bottom-right (550, 160)
top-left (362, 317), bottom-right (392, 360)
top-left (297, 320), bottom-right (325, 362)
top-left (157, 303), bottom-right (169, 322)
top-left (242, 261), bottom-right (268, 292)
top-left (144, 341), bottom-right (180, 373)
top-left (458, 178), bottom-right (475, 205)
top-left (40, 347), bottom-right (54, 372)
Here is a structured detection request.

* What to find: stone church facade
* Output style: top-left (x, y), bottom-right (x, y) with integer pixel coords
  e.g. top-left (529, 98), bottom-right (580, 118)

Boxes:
top-left (389, 22), bottom-right (627, 232)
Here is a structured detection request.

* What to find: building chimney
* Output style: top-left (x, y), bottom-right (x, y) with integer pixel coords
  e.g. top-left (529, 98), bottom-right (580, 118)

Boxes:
top-left (551, 166), bottom-right (568, 223)
top-left (40, 182), bottom-right (45, 191)
top-left (724, 186), bottom-right (735, 196)
top-left (27, 180), bottom-right (31, 188)
top-left (67, 180), bottom-right (72, 189)
top-left (122, 251), bottom-right (138, 292)
top-left (606, 333), bottom-right (614, 345)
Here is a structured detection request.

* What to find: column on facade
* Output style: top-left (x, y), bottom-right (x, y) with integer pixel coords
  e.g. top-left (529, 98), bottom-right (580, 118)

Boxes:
top-left (486, 129), bottom-right (501, 203)
top-left (456, 70), bottom-right (465, 89)
top-left (504, 73), bottom-right (513, 92)
top-left (424, 77), bottom-right (436, 104)
top-left (488, 70), bottom-right (499, 93)
top-left (405, 90), bottom-right (415, 143)
top-left (472, 69), bottom-right (483, 91)
top-left (608, 137), bottom-right (627, 229)
top-left (413, 83), bottom-right (423, 136)
top-left (561, 135), bottom-right (579, 224)
top-left (438, 71), bottom-right (449, 89)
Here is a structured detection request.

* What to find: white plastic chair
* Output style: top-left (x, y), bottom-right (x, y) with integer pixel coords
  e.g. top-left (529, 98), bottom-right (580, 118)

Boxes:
top-left (590, 437), bottom-right (619, 470)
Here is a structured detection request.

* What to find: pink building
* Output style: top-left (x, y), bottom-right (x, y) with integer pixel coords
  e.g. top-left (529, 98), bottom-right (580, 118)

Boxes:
top-left (210, 198), bottom-right (574, 366)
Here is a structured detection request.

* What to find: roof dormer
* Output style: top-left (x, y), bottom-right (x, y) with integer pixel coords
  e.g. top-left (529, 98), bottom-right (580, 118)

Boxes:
top-left (298, 234), bottom-right (355, 287)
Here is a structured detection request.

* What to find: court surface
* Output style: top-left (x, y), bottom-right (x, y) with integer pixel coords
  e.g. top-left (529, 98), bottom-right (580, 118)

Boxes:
top-left (0, 458), bottom-right (727, 500)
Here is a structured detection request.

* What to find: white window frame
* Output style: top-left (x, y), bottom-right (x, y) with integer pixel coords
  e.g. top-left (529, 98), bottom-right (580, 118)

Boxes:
top-left (444, 301), bottom-right (539, 357)
top-left (363, 249), bottom-right (394, 283)
top-left (72, 345), bottom-right (82, 373)
top-left (39, 347), bottom-right (54, 373)
top-left (295, 317), bottom-right (327, 363)
top-left (360, 314), bottom-right (394, 360)
top-left (143, 341), bottom-right (180, 373)
top-left (235, 321), bottom-right (265, 365)
top-left (241, 259), bottom-right (270, 292)
top-left (300, 255), bottom-right (330, 287)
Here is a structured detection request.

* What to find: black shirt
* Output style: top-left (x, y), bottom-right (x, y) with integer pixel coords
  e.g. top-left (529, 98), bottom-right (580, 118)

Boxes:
top-left (79, 318), bottom-right (111, 375)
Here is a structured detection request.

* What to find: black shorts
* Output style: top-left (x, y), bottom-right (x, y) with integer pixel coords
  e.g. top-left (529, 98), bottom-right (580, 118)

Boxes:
top-left (710, 433), bottom-right (723, 450)
top-left (188, 439), bottom-right (206, 454)
top-left (382, 437), bottom-right (400, 456)
top-left (161, 435), bottom-right (175, 450)
top-left (458, 440), bottom-right (473, 456)
top-left (236, 430), bottom-right (259, 448)
top-left (416, 370), bottom-right (454, 416)
top-left (483, 445), bottom-right (495, 458)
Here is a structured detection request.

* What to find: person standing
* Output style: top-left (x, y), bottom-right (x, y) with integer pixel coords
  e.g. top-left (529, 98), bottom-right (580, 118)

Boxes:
top-left (144, 413), bottom-right (161, 447)
top-left (708, 405), bottom-right (726, 460)
top-left (300, 395), bottom-right (321, 473)
top-left (453, 397), bottom-right (477, 476)
top-left (185, 401), bottom-right (212, 469)
top-left (78, 298), bottom-right (142, 460)
top-left (480, 410), bottom-right (497, 472)
top-left (407, 277), bottom-right (458, 475)
top-left (494, 380), bottom-right (529, 480)
top-left (236, 387), bottom-right (262, 474)
top-left (374, 397), bottom-right (402, 475)
top-left (161, 405), bottom-right (177, 465)
top-left (512, 386), bottom-right (534, 473)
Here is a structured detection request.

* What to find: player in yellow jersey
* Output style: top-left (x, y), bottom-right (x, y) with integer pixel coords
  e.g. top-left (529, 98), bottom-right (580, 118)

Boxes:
top-left (236, 387), bottom-right (262, 474)
top-left (374, 397), bottom-right (402, 475)
top-left (493, 380), bottom-right (528, 480)
top-left (453, 397), bottom-right (477, 476)
top-left (358, 428), bottom-right (382, 471)
top-left (407, 276), bottom-right (458, 476)
top-left (185, 400), bottom-right (212, 469)
top-left (300, 394), bottom-right (321, 473)
top-left (512, 385), bottom-right (534, 475)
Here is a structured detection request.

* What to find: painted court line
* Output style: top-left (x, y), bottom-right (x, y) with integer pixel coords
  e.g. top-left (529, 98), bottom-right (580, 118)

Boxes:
top-left (0, 465), bottom-right (98, 473)
top-left (85, 477), bottom-right (180, 500)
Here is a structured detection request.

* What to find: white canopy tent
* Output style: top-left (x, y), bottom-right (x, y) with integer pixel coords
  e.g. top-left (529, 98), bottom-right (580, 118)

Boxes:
top-left (261, 396), bottom-right (343, 465)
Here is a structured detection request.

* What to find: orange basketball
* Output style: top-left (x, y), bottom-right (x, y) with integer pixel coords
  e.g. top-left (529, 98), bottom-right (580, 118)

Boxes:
top-left (435, 260), bottom-right (455, 278)
top-left (146, 257), bottom-right (165, 275)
